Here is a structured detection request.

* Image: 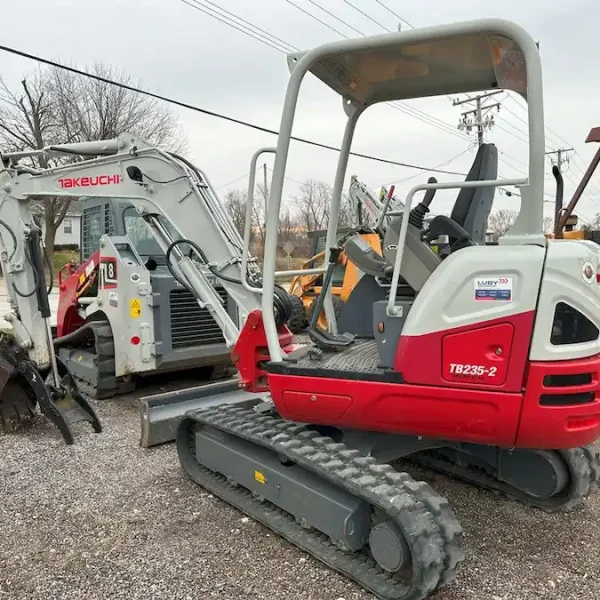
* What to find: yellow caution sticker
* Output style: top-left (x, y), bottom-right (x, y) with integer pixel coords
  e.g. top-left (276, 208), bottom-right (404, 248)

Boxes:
top-left (254, 470), bottom-right (266, 484)
top-left (129, 298), bottom-right (142, 318)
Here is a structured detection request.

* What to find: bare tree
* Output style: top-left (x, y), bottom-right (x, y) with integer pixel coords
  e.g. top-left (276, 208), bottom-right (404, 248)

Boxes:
top-left (223, 189), bottom-right (247, 236)
top-left (543, 216), bottom-right (554, 234)
top-left (338, 192), bottom-right (354, 228)
top-left (487, 209), bottom-right (518, 240)
top-left (295, 180), bottom-right (332, 232)
top-left (0, 64), bottom-right (185, 253)
top-left (582, 213), bottom-right (600, 231)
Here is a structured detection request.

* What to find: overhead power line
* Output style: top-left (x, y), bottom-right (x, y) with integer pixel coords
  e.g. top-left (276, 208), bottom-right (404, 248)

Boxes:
top-left (181, 0), bottom-right (294, 53)
top-left (0, 43), bottom-right (466, 177)
top-left (371, 0), bottom-right (414, 29)
top-left (306, 0), bottom-right (364, 36)
top-left (342, 0), bottom-right (391, 32)
top-left (278, 0), bottom-right (473, 144)
top-left (282, 0), bottom-right (347, 38)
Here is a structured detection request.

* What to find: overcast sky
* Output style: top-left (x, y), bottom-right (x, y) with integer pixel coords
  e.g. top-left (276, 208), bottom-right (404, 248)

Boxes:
top-left (3, 0), bottom-right (600, 223)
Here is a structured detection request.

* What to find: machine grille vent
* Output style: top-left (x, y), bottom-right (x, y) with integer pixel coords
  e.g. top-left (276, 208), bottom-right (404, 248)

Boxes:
top-left (169, 287), bottom-right (227, 349)
top-left (81, 203), bottom-right (114, 261)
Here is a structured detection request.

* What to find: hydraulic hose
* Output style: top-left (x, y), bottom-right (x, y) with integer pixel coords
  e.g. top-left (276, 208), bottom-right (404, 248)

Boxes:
top-left (164, 238), bottom-right (292, 327)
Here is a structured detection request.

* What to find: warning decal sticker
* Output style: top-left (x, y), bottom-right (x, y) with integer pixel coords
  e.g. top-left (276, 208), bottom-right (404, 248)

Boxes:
top-left (474, 277), bottom-right (513, 301)
top-left (130, 298), bottom-right (142, 318)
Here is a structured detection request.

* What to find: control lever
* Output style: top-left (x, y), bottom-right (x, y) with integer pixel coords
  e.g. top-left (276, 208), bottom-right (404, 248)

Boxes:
top-left (410, 177), bottom-right (437, 231)
top-left (307, 247), bottom-right (355, 352)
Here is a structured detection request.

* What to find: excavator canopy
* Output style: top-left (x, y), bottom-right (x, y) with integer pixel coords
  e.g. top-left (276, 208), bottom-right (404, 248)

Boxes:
top-left (287, 21), bottom-right (530, 107)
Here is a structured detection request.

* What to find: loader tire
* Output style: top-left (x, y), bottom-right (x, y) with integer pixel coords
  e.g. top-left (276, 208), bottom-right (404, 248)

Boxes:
top-left (287, 295), bottom-right (308, 333)
top-left (308, 294), bottom-right (344, 327)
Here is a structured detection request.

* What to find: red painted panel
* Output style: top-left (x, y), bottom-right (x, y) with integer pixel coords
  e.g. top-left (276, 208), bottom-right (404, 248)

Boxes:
top-left (281, 391), bottom-right (352, 421)
top-left (270, 374), bottom-right (523, 447)
top-left (516, 355), bottom-right (600, 448)
top-left (395, 311), bottom-right (536, 393)
top-left (442, 323), bottom-right (514, 386)
top-left (57, 251), bottom-right (100, 336)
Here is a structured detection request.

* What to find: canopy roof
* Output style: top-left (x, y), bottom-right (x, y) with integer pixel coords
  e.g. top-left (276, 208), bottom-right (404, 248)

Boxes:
top-left (288, 23), bottom-right (529, 106)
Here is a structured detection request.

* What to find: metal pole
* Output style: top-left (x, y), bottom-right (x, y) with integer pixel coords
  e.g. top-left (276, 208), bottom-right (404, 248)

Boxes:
top-left (476, 96), bottom-right (483, 146)
top-left (263, 163), bottom-right (269, 203)
top-left (322, 108), bottom-right (362, 332)
top-left (556, 146), bottom-right (600, 235)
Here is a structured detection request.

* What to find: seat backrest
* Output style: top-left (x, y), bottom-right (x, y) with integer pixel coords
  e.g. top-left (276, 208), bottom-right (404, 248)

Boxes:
top-left (450, 143), bottom-right (498, 244)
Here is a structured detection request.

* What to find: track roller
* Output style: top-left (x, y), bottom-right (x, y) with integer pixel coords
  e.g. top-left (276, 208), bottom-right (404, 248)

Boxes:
top-left (411, 444), bottom-right (600, 512)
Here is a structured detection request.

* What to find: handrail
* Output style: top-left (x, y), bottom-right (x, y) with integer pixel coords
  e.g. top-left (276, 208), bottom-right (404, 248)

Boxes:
top-left (386, 177), bottom-right (528, 316)
top-left (274, 267), bottom-right (326, 278)
top-left (241, 147), bottom-right (277, 293)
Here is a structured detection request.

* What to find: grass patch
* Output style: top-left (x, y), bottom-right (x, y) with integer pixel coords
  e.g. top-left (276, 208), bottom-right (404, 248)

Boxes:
top-left (51, 250), bottom-right (79, 280)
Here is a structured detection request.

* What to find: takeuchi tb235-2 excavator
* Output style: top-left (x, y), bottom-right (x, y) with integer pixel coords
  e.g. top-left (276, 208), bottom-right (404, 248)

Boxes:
top-left (1, 17), bottom-right (600, 600)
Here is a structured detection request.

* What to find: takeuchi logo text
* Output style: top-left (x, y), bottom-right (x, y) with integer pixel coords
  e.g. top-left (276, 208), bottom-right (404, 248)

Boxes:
top-left (56, 174), bottom-right (122, 189)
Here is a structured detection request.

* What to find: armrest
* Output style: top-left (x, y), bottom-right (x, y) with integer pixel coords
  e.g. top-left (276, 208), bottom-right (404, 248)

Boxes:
top-left (426, 215), bottom-right (471, 244)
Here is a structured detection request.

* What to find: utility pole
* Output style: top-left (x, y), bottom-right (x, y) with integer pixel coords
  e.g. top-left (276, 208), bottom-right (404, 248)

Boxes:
top-left (545, 147), bottom-right (573, 233)
top-left (263, 163), bottom-right (269, 202)
top-left (454, 91), bottom-right (503, 146)
top-left (545, 147), bottom-right (573, 174)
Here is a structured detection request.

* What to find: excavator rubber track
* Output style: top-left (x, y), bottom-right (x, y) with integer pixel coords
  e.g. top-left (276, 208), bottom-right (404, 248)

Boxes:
top-left (178, 403), bottom-right (464, 600)
top-left (410, 446), bottom-right (600, 512)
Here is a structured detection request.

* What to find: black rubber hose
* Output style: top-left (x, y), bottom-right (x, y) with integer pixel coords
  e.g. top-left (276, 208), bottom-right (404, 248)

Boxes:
top-left (164, 238), bottom-right (292, 327)
top-left (0, 218), bottom-right (18, 260)
top-left (12, 241), bottom-right (39, 298)
top-left (53, 321), bottom-right (95, 348)
top-left (43, 246), bottom-right (53, 296)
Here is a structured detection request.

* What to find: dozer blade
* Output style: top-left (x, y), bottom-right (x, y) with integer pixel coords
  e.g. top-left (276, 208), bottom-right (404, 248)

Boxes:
top-left (139, 378), bottom-right (265, 447)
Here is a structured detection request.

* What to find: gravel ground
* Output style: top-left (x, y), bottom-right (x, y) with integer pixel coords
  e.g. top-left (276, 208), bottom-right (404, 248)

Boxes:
top-left (2, 376), bottom-right (600, 600)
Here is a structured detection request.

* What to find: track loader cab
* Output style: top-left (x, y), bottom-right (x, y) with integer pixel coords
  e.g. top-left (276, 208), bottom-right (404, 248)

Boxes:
top-left (56, 197), bottom-right (236, 399)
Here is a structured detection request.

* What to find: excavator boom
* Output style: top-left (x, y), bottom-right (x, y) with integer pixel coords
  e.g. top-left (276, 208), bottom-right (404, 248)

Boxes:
top-left (0, 134), bottom-right (289, 443)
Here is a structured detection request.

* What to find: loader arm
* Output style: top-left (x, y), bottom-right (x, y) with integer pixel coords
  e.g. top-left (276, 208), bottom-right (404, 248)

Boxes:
top-left (348, 175), bottom-right (402, 232)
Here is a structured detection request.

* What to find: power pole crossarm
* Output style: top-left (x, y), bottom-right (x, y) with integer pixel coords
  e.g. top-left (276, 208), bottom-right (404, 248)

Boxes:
top-left (452, 90), bottom-right (503, 107)
top-left (454, 91), bottom-right (503, 146)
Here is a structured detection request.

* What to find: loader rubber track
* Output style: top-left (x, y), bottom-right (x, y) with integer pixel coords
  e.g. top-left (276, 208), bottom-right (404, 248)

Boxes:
top-left (57, 320), bottom-right (118, 401)
top-left (411, 445), bottom-right (600, 512)
top-left (178, 404), bottom-right (464, 600)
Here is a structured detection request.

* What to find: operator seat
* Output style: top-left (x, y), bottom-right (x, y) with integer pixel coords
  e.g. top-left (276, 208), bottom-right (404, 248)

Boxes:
top-left (380, 143), bottom-right (498, 289)
top-left (424, 143), bottom-right (498, 250)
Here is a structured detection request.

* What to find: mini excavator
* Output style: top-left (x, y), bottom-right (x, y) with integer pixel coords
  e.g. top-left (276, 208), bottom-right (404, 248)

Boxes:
top-left (174, 19), bottom-right (600, 599)
top-left (2, 18), bottom-right (600, 600)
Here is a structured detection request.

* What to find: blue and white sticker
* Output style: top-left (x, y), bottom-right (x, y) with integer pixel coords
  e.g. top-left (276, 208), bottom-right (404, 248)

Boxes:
top-left (474, 276), bottom-right (513, 301)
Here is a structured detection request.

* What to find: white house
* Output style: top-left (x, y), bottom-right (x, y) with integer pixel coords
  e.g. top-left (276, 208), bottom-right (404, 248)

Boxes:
top-left (36, 200), bottom-right (83, 248)
top-left (54, 211), bottom-right (82, 247)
